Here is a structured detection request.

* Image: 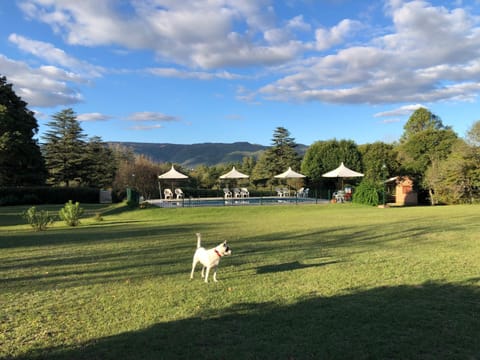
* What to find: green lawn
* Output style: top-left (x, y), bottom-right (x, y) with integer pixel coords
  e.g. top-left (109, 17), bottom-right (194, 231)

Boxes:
top-left (1, 203), bottom-right (479, 359)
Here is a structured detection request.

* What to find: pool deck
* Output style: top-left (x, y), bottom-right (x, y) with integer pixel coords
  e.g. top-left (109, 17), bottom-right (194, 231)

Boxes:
top-left (147, 196), bottom-right (328, 208)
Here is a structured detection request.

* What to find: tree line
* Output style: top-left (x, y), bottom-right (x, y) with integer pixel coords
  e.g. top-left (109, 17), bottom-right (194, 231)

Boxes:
top-left (1, 75), bottom-right (479, 205)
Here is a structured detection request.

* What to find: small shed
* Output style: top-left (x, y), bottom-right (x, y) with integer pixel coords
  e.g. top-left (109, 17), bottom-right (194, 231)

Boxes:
top-left (386, 176), bottom-right (418, 206)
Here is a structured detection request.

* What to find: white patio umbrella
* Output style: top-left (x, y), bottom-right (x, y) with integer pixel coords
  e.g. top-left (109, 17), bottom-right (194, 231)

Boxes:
top-left (274, 167), bottom-right (306, 179)
top-left (219, 167), bottom-right (249, 195)
top-left (322, 162), bottom-right (364, 178)
top-left (219, 166), bottom-right (249, 179)
top-left (274, 167), bottom-right (306, 194)
top-left (158, 165), bottom-right (188, 199)
top-left (322, 162), bottom-right (364, 189)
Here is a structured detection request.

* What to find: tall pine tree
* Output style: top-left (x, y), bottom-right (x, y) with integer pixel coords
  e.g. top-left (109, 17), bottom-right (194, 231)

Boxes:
top-left (42, 108), bottom-right (87, 186)
top-left (252, 127), bottom-right (300, 184)
top-left (82, 136), bottom-right (117, 188)
top-left (0, 76), bottom-right (46, 185)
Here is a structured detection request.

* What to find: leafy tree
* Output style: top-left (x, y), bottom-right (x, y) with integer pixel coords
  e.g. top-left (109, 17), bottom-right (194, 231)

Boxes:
top-left (397, 108), bottom-right (458, 203)
top-left (401, 107), bottom-right (445, 141)
top-left (466, 120), bottom-right (480, 147)
top-left (0, 75), bottom-right (46, 185)
top-left (301, 139), bottom-right (362, 188)
top-left (42, 108), bottom-right (87, 186)
top-left (359, 142), bottom-right (400, 181)
top-left (425, 121), bottom-right (480, 204)
top-left (252, 127), bottom-right (300, 185)
top-left (113, 154), bottom-right (164, 200)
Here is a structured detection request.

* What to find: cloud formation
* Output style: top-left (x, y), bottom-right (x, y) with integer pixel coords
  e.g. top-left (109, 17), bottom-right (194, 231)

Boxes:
top-left (127, 112), bottom-right (180, 122)
top-left (0, 54), bottom-right (83, 107)
top-left (77, 112), bottom-right (112, 122)
top-left (9, 0), bottom-right (480, 109)
top-left (259, 1), bottom-right (480, 104)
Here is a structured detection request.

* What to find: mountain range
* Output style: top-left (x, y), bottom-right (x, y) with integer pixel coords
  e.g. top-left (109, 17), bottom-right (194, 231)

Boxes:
top-left (110, 141), bottom-right (308, 168)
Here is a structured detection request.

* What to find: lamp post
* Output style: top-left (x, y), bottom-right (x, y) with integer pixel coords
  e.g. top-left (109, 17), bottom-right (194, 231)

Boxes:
top-left (381, 163), bottom-right (387, 207)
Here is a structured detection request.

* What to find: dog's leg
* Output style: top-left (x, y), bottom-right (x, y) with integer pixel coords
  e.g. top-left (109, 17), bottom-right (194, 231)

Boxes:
top-left (204, 266), bottom-right (210, 283)
top-left (201, 266), bottom-right (205, 278)
top-left (190, 259), bottom-right (198, 280)
top-left (212, 266), bottom-right (218, 282)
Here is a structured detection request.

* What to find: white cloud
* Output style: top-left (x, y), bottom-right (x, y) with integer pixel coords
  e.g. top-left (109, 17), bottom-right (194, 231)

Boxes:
top-left (77, 112), bottom-right (112, 122)
top-left (129, 124), bottom-right (164, 131)
top-left (259, 1), bottom-right (480, 104)
top-left (17, 0), bottom-right (303, 68)
top-left (374, 104), bottom-right (426, 117)
top-left (9, 34), bottom-right (104, 77)
top-left (14, 0), bottom-right (480, 107)
top-left (147, 67), bottom-right (244, 80)
top-left (0, 54), bottom-right (83, 107)
top-left (315, 19), bottom-right (363, 51)
top-left (127, 112), bottom-right (180, 122)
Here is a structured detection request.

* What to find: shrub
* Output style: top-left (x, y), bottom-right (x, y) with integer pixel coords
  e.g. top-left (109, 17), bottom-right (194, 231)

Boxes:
top-left (59, 200), bottom-right (84, 226)
top-left (22, 206), bottom-right (55, 231)
top-left (352, 180), bottom-right (381, 206)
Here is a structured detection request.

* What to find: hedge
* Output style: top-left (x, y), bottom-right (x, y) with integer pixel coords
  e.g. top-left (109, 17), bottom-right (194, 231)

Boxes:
top-left (0, 187), bottom-right (102, 206)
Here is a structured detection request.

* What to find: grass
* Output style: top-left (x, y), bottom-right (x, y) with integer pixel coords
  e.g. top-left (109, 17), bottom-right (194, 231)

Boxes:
top-left (1, 203), bottom-right (479, 359)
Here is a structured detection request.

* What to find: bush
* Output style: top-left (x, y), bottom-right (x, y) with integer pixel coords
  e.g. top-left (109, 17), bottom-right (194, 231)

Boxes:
top-left (352, 180), bottom-right (381, 206)
top-left (22, 206), bottom-right (55, 231)
top-left (59, 200), bottom-right (84, 226)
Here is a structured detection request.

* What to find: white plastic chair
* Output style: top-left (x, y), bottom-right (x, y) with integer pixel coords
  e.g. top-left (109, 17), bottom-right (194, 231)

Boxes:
top-left (223, 188), bottom-right (232, 198)
top-left (175, 188), bottom-right (184, 199)
top-left (233, 188), bottom-right (242, 198)
top-left (240, 187), bottom-right (249, 197)
top-left (164, 188), bottom-right (173, 199)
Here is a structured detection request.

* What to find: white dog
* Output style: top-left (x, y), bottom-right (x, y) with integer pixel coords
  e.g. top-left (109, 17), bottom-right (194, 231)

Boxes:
top-left (190, 233), bottom-right (232, 283)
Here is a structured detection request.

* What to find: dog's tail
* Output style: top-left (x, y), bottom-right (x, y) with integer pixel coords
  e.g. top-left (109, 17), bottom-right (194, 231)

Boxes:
top-left (196, 233), bottom-right (201, 248)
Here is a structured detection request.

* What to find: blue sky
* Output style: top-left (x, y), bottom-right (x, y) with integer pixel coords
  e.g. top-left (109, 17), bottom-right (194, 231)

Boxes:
top-left (1, 0), bottom-right (479, 146)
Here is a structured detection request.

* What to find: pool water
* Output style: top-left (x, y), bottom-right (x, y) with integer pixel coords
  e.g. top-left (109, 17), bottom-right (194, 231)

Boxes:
top-left (148, 196), bottom-right (327, 208)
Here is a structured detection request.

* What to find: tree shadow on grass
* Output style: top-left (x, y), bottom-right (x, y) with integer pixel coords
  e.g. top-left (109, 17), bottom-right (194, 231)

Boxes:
top-left (256, 260), bottom-right (339, 274)
top-left (15, 280), bottom-right (480, 360)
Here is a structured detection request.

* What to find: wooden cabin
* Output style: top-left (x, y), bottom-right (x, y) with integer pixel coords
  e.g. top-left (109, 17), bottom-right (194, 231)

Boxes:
top-left (386, 176), bottom-right (418, 206)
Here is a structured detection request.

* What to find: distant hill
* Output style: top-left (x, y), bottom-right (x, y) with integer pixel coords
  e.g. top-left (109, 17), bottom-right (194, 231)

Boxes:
top-left (109, 141), bottom-right (308, 168)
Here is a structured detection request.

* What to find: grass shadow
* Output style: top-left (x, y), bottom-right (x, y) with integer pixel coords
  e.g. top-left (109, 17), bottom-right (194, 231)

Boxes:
top-left (16, 280), bottom-right (480, 359)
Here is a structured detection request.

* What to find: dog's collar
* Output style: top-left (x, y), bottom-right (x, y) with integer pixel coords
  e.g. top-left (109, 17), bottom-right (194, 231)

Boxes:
top-left (214, 249), bottom-right (222, 257)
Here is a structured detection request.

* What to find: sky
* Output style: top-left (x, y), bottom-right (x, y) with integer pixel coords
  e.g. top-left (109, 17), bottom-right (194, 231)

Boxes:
top-left (1, 0), bottom-right (480, 147)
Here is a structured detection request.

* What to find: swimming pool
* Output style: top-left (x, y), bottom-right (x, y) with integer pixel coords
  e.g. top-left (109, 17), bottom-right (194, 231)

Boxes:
top-left (148, 196), bottom-right (327, 208)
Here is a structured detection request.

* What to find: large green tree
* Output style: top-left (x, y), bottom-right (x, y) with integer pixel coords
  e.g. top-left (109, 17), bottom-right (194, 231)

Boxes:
top-left (425, 120), bottom-right (480, 204)
top-left (398, 108), bottom-right (457, 175)
top-left (252, 127), bottom-right (300, 184)
top-left (82, 136), bottom-right (117, 188)
top-left (0, 76), bottom-right (46, 185)
top-left (42, 108), bottom-right (87, 186)
top-left (359, 142), bottom-right (399, 182)
top-left (301, 139), bottom-right (362, 188)
top-left (466, 120), bottom-right (480, 147)
top-left (397, 108), bottom-right (458, 203)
